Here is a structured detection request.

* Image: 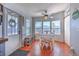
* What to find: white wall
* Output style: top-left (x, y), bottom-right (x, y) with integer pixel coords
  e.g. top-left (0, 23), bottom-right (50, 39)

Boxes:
top-left (5, 35), bottom-right (20, 55)
top-left (4, 8), bottom-right (20, 56)
top-left (70, 17), bottom-right (79, 55)
top-left (70, 4), bottom-right (79, 55)
top-left (64, 3), bottom-right (79, 55)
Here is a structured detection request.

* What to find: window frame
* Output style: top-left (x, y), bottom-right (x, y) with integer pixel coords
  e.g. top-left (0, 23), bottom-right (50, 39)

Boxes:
top-left (25, 19), bottom-right (31, 36)
top-left (34, 20), bottom-right (61, 36)
top-left (51, 20), bottom-right (61, 35)
top-left (7, 13), bottom-right (19, 36)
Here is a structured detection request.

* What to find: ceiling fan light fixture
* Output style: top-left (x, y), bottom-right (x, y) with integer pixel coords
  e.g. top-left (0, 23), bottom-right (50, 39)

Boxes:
top-left (44, 15), bottom-right (48, 19)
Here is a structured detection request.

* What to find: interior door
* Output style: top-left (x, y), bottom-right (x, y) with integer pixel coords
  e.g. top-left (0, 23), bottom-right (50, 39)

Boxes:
top-left (64, 15), bottom-right (70, 46)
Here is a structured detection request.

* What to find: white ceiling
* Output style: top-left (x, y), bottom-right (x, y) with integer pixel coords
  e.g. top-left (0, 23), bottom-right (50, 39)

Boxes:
top-left (3, 3), bottom-right (69, 17)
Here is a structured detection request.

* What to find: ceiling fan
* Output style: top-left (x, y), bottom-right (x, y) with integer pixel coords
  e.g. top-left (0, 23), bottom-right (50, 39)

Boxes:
top-left (41, 10), bottom-right (54, 20)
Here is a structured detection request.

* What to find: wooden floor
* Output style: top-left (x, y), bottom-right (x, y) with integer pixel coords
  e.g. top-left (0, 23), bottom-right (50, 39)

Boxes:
top-left (10, 40), bottom-right (73, 56)
top-left (27, 40), bottom-right (72, 56)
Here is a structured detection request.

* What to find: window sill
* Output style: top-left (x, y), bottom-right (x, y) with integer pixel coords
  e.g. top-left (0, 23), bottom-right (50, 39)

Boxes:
top-left (7, 34), bottom-right (19, 37)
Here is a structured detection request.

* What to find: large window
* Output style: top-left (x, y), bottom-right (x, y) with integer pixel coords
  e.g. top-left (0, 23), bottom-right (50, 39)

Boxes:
top-left (35, 21), bottom-right (42, 35)
top-left (43, 21), bottom-right (50, 35)
top-left (51, 20), bottom-right (61, 35)
top-left (26, 19), bottom-right (31, 35)
top-left (7, 14), bottom-right (18, 36)
top-left (35, 20), bottom-right (61, 36)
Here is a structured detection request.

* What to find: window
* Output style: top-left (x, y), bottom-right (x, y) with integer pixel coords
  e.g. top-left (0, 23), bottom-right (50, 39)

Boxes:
top-left (51, 20), bottom-right (61, 35)
top-left (7, 14), bottom-right (18, 36)
top-left (34, 20), bottom-right (61, 36)
top-left (43, 21), bottom-right (50, 35)
top-left (26, 19), bottom-right (31, 35)
top-left (35, 21), bottom-right (42, 35)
